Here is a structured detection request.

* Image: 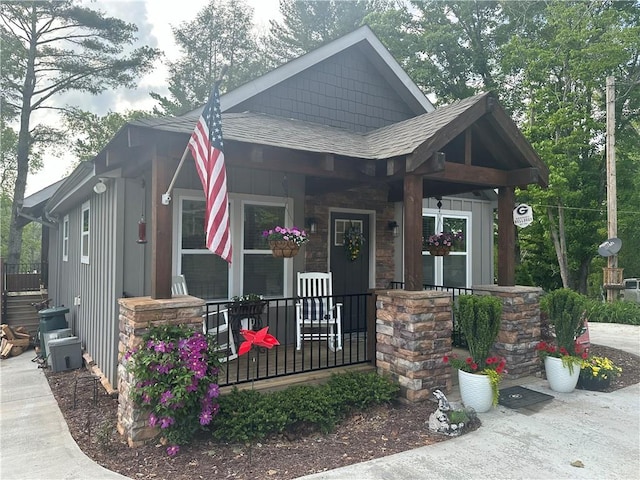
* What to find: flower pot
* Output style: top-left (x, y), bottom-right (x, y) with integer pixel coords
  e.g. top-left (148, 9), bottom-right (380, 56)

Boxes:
top-left (544, 356), bottom-right (580, 393)
top-left (577, 374), bottom-right (611, 391)
top-left (269, 240), bottom-right (300, 258)
top-left (458, 369), bottom-right (494, 413)
top-left (427, 246), bottom-right (451, 256)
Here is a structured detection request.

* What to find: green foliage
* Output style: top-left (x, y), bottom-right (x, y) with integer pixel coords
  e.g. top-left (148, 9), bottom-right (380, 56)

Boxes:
top-left (454, 295), bottom-right (502, 369)
top-left (585, 299), bottom-right (640, 325)
top-left (151, 0), bottom-right (265, 116)
top-left (541, 289), bottom-right (587, 355)
top-left (126, 324), bottom-right (223, 452)
top-left (211, 371), bottom-right (399, 443)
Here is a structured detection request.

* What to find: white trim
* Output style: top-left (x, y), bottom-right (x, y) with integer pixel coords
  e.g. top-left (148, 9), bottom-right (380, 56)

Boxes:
top-left (172, 189), bottom-right (295, 299)
top-left (80, 201), bottom-right (90, 264)
top-left (422, 208), bottom-right (472, 287)
top-left (62, 215), bottom-right (69, 262)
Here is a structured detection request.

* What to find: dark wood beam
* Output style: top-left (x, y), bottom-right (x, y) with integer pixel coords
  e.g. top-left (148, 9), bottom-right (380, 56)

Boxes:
top-left (151, 151), bottom-right (173, 299)
top-left (409, 97), bottom-right (489, 168)
top-left (465, 129), bottom-right (472, 165)
top-left (404, 174), bottom-right (423, 291)
top-left (411, 152), bottom-right (445, 176)
top-left (497, 186), bottom-right (515, 286)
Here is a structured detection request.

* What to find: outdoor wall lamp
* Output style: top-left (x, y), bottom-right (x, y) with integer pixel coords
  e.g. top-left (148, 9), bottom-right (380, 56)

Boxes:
top-left (388, 221), bottom-right (399, 237)
top-left (93, 178), bottom-right (107, 194)
top-left (306, 218), bottom-right (317, 234)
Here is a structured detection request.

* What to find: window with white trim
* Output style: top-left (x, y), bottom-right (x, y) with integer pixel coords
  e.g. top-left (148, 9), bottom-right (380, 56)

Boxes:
top-left (422, 210), bottom-right (470, 287)
top-left (81, 202), bottom-right (90, 264)
top-left (62, 215), bottom-right (69, 262)
top-left (175, 192), bottom-right (290, 300)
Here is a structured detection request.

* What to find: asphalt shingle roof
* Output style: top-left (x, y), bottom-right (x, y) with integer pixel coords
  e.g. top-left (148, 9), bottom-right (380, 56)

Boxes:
top-left (130, 93), bottom-right (489, 160)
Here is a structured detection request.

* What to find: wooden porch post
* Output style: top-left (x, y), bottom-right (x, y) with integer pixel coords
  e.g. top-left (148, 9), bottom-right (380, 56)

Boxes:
top-left (151, 153), bottom-right (173, 299)
top-left (404, 174), bottom-right (423, 291)
top-left (497, 186), bottom-right (516, 286)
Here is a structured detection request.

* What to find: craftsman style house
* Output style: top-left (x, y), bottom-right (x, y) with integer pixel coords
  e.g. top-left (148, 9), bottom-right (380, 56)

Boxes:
top-left (41, 26), bottom-right (547, 389)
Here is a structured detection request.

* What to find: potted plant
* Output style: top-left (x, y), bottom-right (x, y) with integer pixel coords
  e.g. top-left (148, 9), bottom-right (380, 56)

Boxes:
top-left (448, 294), bottom-right (504, 412)
top-left (227, 294), bottom-right (267, 319)
top-left (423, 230), bottom-right (463, 256)
top-left (537, 288), bottom-right (587, 393)
top-left (578, 355), bottom-right (622, 391)
top-left (262, 226), bottom-right (308, 258)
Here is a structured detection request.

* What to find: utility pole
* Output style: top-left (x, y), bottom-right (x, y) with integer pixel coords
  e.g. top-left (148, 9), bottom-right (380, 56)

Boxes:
top-left (605, 76), bottom-right (620, 302)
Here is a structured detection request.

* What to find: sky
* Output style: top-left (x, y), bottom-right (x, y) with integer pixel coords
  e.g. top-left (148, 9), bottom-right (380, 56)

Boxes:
top-left (25, 0), bottom-right (281, 195)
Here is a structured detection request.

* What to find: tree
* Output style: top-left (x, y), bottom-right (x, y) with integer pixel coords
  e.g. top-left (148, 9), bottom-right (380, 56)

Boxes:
top-left (264, 0), bottom-right (394, 66)
top-left (502, 0), bottom-right (640, 293)
top-left (62, 108), bottom-right (151, 163)
top-left (150, 0), bottom-right (264, 116)
top-left (0, 0), bottom-right (160, 265)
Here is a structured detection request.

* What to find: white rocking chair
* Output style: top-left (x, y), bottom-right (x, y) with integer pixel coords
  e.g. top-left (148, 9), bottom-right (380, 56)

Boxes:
top-left (295, 272), bottom-right (343, 351)
top-left (171, 275), bottom-right (237, 361)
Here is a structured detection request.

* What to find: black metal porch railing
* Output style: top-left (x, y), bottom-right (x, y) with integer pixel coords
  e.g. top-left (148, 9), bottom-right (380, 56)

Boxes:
top-left (204, 292), bottom-right (372, 387)
top-left (2, 262), bottom-right (48, 292)
top-left (389, 281), bottom-right (474, 348)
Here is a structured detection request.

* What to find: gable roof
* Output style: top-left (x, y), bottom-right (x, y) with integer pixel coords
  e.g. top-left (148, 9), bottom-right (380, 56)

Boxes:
top-left (218, 25), bottom-right (434, 116)
top-left (131, 92), bottom-right (544, 174)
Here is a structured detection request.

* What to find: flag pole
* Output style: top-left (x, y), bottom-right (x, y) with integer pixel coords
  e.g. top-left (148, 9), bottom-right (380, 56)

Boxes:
top-left (161, 66), bottom-right (228, 206)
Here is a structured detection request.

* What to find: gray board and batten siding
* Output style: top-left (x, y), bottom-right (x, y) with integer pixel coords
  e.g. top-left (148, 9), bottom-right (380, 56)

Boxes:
top-left (48, 178), bottom-right (125, 390)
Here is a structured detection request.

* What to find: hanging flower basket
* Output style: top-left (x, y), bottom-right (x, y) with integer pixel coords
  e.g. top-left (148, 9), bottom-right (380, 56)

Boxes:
top-left (428, 245), bottom-right (451, 256)
top-left (269, 240), bottom-right (300, 258)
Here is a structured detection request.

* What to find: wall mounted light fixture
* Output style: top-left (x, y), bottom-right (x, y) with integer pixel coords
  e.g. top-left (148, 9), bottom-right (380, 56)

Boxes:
top-left (388, 220), bottom-right (399, 237)
top-left (306, 217), bottom-right (317, 234)
top-left (93, 178), bottom-right (107, 194)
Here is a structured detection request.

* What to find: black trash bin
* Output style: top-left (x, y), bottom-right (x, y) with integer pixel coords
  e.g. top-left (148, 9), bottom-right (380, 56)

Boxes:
top-left (38, 306), bottom-right (69, 358)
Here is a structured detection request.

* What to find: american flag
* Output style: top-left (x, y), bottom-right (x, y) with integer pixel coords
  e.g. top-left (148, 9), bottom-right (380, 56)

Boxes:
top-left (188, 85), bottom-right (232, 263)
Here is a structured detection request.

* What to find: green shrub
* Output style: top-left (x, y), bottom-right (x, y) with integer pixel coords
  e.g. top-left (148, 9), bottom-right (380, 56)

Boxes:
top-left (210, 371), bottom-right (399, 443)
top-left (585, 299), bottom-right (640, 325)
top-left (541, 289), bottom-right (586, 355)
top-left (455, 294), bottom-right (502, 369)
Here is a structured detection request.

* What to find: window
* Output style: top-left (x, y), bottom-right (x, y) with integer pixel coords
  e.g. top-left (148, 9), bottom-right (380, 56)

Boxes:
top-left (175, 192), bottom-right (291, 300)
top-left (334, 219), bottom-right (363, 246)
top-left (242, 202), bottom-right (287, 297)
top-left (178, 197), bottom-right (229, 299)
top-left (80, 202), bottom-right (90, 264)
top-left (422, 210), bottom-right (470, 287)
top-left (62, 215), bottom-right (69, 262)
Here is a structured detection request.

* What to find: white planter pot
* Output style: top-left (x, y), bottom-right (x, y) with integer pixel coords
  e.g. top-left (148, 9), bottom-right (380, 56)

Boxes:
top-left (458, 369), bottom-right (494, 413)
top-left (544, 356), bottom-right (580, 393)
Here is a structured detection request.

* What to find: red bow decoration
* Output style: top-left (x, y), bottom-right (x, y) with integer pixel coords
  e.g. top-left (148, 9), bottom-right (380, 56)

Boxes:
top-left (238, 327), bottom-right (280, 356)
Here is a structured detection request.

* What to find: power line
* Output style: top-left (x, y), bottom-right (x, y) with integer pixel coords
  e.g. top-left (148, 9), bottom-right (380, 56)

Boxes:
top-left (532, 204), bottom-right (640, 215)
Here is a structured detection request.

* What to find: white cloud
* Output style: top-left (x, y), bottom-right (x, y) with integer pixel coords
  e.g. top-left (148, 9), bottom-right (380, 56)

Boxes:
top-left (25, 0), bottom-right (280, 195)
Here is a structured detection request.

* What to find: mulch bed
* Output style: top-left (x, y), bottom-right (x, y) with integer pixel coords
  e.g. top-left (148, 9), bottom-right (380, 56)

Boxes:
top-left (44, 344), bottom-right (638, 480)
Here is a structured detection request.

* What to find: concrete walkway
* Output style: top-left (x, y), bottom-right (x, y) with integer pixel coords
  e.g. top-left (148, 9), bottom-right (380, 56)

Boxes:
top-left (0, 352), bottom-right (128, 480)
top-left (0, 323), bottom-right (638, 480)
top-left (299, 323), bottom-right (640, 480)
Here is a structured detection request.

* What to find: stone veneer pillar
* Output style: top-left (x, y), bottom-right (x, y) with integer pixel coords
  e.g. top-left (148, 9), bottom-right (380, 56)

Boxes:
top-left (376, 289), bottom-right (452, 403)
top-left (472, 285), bottom-right (543, 378)
top-left (117, 295), bottom-right (205, 447)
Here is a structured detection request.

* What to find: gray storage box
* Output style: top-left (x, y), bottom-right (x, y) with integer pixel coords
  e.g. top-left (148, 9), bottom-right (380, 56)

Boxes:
top-left (48, 336), bottom-right (82, 372)
top-left (41, 328), bottom-right (73, 360)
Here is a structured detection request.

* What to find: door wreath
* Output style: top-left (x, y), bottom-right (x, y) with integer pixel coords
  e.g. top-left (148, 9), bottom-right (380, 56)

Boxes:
top-left (344, 226), bottom-right (365, 261)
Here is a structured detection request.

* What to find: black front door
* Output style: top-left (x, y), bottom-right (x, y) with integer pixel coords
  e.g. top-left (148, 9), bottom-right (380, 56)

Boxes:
top-left (329, 212), bottom-right (370, 333)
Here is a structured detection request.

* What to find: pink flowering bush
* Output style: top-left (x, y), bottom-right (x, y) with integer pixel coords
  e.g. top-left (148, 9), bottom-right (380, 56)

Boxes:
top-left (125, 324), bottom-right (223, 456)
